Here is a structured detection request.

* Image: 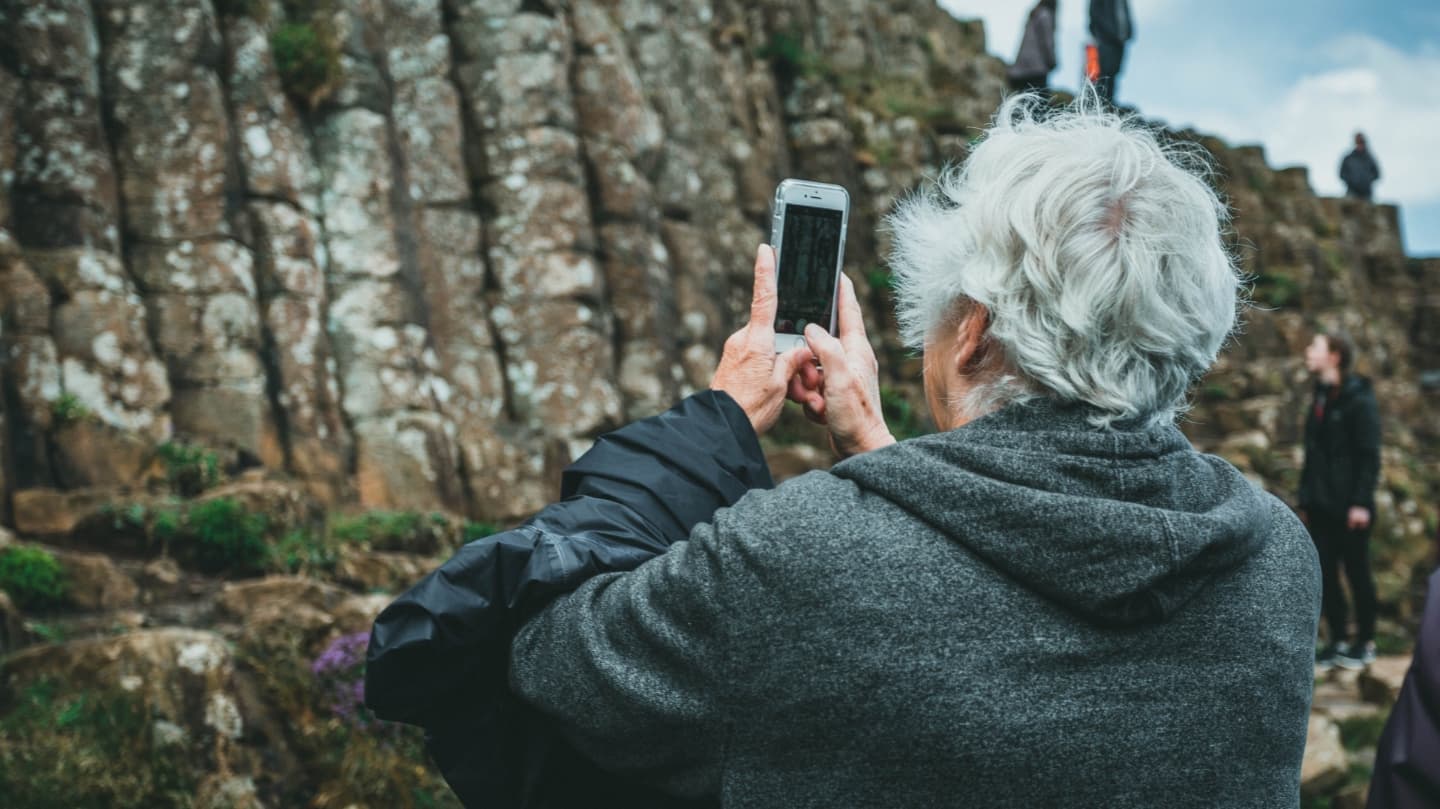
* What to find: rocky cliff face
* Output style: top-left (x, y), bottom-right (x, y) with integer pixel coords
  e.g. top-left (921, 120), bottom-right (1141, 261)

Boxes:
top-left (0, 0), bottom-right (1003, 523)
top-left (0, 0), bottom-right (1436, 805)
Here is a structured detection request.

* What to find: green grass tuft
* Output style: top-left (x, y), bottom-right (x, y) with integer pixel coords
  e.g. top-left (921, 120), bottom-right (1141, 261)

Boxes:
top-left (51, 393), bottom-right (92, 426)
top-left (1250, 272), bottom-right (1301, 308)
top-left (0, 679), bottom-right (198, 808)
top-left (271, 21), bottom-right (340, 108)
top-left (0, 546), bottom-right (69, 610)
top-left (185, 497), bottom-right (270, 573)
top-left (268, 529), bottom-right (343, 575)
top-left (1337, 713), bottom-right (1389, 751)
top-left (155, 441), bottom-right (222, 496)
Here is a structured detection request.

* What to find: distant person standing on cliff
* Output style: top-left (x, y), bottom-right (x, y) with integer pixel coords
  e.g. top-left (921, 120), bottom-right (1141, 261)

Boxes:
top-left (1008, 0), bottom-right (1058, 93)
top-left (1301, 331), bottom-right (1382, 671)
top-left (1340, 133), bottom-right (1381, 201)
top-left (1088, 0), bottom-right (1133, 104)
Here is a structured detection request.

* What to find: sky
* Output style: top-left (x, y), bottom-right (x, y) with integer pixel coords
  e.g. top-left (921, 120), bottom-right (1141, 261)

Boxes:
top-left (938, 0), bottom-right (1440, 257)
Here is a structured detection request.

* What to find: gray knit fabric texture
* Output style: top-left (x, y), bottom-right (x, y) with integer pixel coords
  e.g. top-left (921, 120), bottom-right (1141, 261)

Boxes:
top-left (510, 399), bottom-right (1322, 808)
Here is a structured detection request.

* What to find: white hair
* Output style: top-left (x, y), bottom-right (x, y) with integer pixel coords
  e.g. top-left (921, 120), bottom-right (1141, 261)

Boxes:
top-left (886, 92), bottom-right (1242, 427)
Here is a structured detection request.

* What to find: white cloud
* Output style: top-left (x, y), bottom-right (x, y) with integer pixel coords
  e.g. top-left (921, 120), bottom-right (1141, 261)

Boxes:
top-left (1256, 37), bottom-right (1440, 204)
top-left (940, 0), bottom-right (1180, 88)
top-left (938, 4), bottom-right (1440, 210)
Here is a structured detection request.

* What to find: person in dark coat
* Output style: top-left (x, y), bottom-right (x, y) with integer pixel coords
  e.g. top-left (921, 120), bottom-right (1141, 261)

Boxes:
top-left (1088, 0), bottom-right (1133, 103)
top-left (1301, 330), bottom-right (1382, 671)
top-left (1367, 567), bottom-right (1440, 807)
top-left (1008, 0), bottom-right (1059, 92)
top-left (1341, 132), bottom-right (1382, 201)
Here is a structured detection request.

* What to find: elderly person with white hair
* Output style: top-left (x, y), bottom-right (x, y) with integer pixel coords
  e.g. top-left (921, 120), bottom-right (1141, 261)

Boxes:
top-left (369, 96), bottom-right (1321, 808)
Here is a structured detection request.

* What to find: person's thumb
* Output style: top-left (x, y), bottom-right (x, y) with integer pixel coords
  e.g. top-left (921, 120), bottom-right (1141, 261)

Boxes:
top-left (804, 324), bottom-right (846, 374)
top-left (774, 345), bottom-right (814, 385)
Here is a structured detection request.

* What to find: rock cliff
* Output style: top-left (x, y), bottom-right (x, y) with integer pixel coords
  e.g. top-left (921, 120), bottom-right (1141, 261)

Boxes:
top-left (0, 0), bottom-right (1436, 805)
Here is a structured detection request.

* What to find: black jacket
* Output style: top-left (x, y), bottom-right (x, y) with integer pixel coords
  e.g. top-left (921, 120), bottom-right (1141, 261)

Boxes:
top-left (1368, 567), bottom-right (1440, 808)
top-left (1299, 375), bottom-right (1381, 513)
top-left (1340, 149), bottom-right (1380, 196)
top-left (364, 391), bottom-right (767, 808)
top-left (1089, 0), bottom-right (1133, 43)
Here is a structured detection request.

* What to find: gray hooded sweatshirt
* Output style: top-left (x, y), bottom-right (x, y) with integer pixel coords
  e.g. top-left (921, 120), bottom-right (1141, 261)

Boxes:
top-left (510, 400), bottom-right (1322, 807)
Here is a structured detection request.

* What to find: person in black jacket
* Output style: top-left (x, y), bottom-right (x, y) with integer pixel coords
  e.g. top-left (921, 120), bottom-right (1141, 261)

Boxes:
top-left (1340, 132), bottom-right (1381, 201)
top-left (1300, 330), bottom-right (1382, 670)
top-left (1367, 566), bottom-right (1440, 808)
top-left (1088, 0), bottom-right (1133, 104)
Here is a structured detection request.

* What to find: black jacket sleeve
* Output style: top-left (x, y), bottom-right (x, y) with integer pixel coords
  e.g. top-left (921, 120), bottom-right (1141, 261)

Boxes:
top-left (363, 390), bottom-right (771, 807)
top-left (1347, 386), bottom-right (1382, 509)
top-left (1368, 568), bottom-right (1440, 807)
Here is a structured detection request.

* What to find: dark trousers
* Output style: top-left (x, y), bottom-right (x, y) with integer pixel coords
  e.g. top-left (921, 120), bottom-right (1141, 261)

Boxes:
top-left (1308, 509), bottom-right (1378, 646)
top-left (1095, 38), bottom-right (1126, 104)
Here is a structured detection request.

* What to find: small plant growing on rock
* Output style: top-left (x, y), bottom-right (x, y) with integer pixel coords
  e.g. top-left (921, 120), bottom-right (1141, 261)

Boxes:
top-left (0, 546), bottom-right (69, 610)
top-left (186, 497), bottom-right (270, 573)
top-left (268, 528), bottom-right (342, 574)
top-left (50, 393), bottom-right (92, 426)
top-left (330, 509), bottom-right (459, 554)
top-left (0, 678), bottom-right (197, 807)
top-left (756, 31), bottom-right (826, 91)
top-left (156, 441), bottom-right (222, 496)
top-left (1250, 271), bottom-right (1301, 308)
top-left (271, 1), bottom-right (341, 110)
top-left (463, 520), bottom-right (500, 541)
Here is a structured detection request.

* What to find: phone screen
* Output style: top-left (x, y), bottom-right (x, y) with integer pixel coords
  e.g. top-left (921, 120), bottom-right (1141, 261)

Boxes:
top-left (775, 204), bottom-right (844, 335)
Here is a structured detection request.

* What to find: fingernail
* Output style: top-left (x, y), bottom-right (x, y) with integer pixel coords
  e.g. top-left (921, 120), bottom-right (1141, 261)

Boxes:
top-left (757, 244), bottom-right (767, 262)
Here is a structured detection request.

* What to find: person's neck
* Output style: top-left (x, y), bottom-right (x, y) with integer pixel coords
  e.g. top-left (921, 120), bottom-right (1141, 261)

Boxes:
top-left (1318, 368), bottom-right (1342, 387)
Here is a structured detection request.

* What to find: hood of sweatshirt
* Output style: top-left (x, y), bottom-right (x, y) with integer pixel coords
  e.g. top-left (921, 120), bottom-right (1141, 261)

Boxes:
top-left (830, 398), bottom-right (1271, 627)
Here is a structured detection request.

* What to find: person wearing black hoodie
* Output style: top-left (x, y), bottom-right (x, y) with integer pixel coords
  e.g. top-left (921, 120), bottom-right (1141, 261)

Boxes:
top-left (1340, 132), bottom-right (1381, 202)
top-left (1300, 330), bottom-right (1382, 670)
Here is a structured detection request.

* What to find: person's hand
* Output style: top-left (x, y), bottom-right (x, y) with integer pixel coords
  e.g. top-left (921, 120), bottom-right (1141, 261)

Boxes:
top-left (710, 245), bottom-right (816, 435)
top-left (1347, 506), bottom-right (1372, 531)
top-left (787, 274), bottom-right (895, 459)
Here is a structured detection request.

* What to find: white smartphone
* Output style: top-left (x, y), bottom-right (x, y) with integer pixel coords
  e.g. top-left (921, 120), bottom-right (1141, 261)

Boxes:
top-left (769, 179), bottom-right (850, 353)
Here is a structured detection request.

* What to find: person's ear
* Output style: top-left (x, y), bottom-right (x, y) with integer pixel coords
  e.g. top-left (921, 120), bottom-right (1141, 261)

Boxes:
top-left (950, 305), bottom-right (992, 375)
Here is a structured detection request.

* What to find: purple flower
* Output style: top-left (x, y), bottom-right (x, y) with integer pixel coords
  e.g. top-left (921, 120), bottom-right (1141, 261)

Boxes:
top-left (311, 632), bottom-right (374, 727)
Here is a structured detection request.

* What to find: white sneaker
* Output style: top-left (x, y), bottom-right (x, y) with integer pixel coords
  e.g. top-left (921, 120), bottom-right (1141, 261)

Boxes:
top-left (1335, 641), bottom-right (1375, 671)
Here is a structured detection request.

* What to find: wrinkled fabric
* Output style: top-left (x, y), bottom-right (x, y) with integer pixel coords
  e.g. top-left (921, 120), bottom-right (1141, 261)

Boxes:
top-left (365, 390), bottom-right (767, 808)
top-left (1368, 567), bottom-right (1440, 808)
top-left (510, 398), bottom-right (1321, 807)
top-left (1089, 0), bottom-right (1134, 42)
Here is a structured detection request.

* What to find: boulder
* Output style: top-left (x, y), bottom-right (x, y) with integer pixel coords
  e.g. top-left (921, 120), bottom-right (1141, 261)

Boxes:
top-left (0, 591), bottom-right (25, 655)
top-left (49, 546), bottom-right (139, 610)
top-left (215, 576), bottom-right (387, 663)
top-left (1360, 655), bottom-right (1412, 705)
top-left (0, 627), bottom-right (267, 801)
top-left (196, 479), bottom-right (325, 538)
top-left (11, 487), bottom-right (119, 537)
top-left (51, 419), bottom-right (155, 489)
top-left (216, 576), bottom-right (349, 621)
top-left (1301, 713), bottom-right (1348, 797)
top-left (334, 551), bottom-right (434, 593)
